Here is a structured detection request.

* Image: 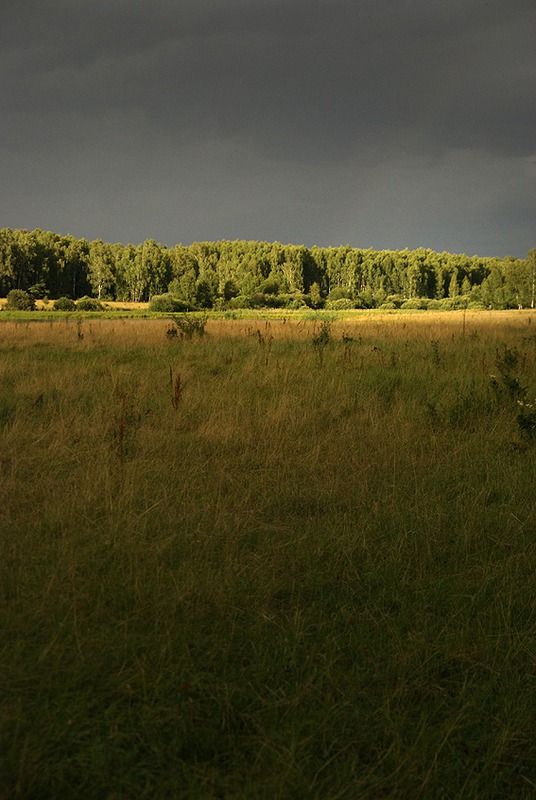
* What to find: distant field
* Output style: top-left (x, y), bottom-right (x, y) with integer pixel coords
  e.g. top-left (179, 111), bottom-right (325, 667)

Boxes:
top-left (0, 298), bottom-right (150, 311)
top-left (1, 312), bottom-right (535, 799)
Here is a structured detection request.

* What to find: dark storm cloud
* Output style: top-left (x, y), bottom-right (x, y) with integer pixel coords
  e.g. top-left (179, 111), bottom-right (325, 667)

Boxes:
top-left (0, 0), bottom-right (534, 254)
top-left (4, 0), bottom-right (534, 155)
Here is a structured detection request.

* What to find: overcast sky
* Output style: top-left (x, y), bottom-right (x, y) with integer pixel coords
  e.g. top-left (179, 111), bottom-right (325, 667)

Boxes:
top-left (1, 0), bottom-right (534, 257)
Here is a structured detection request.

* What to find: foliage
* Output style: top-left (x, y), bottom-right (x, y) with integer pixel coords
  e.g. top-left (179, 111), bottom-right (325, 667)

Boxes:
top-left (258, 277), bottom-right (279, 295)
top-left (308, 281), bottom-right (323, 308)
top-left (1, 227), bottom-right (534, 310)
top-left (401, 297), bottom-right (429, 310)
top-left (326, 297), bottom-right (354, 310)
top-left (53, 296), bottom-right (77, 311)
top-left (488, 343), bottom-right (536, 446)
top-left (517, 401), bottom-right (536, 441)
top-left (76, 295), bottom-right (104, 311)
top-left (149, 293), bottom-right (192, 313)
top-left (27, 281), bottom-right (47, 300)
top-left (326, 285), bottom-right (351, 302)
top-left (5, 289), bottom-right (36, 310)
top-left (167, 314), bottom-right (208, 339)
top-left (313, 319), bottom-right (332, 346)
top-left (490, 344), bottom-right (527, 402)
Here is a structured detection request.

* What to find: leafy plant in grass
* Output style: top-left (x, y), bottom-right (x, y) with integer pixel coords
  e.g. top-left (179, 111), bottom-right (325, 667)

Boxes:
top-left (5, 289), bottom-right (36, 310)
top-left (489, 343), bottom-right (536, 444)
top-left (516, 400), bottom-right (536, 442)
top-left (312, 319), bottom-right (332, 365)
top-left (430, 339), bottom-right (441, 365)
top-left (490, 345), bottom-right (526, 402)
top-left (312, 319), bottom-right (332, 346)
top-left (53, 296), bottom-right (77, 311)
top-left (167, 314), bottom-right (208, 340)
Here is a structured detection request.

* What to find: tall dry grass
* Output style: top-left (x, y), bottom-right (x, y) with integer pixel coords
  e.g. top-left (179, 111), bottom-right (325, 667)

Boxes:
top-left (1, 311), bottom-right (535, 799)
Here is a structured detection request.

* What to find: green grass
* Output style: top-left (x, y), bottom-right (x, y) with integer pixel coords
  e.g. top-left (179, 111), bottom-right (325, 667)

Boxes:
top-left (0, 305), bottom-right (447, 323)
top-left (1, 313), bottom-right (535, 798)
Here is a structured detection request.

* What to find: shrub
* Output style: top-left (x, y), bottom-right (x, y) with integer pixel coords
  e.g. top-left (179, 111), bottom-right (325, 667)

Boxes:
top-left (308, 282), bottom-right (323, 308)
top-left (326, 298), bottom-right (354, 310)
top-left (228, 296), bottom-right (251, 309)
top-left (149, 294), bottom-right (193, 313)
top-left (258, 278), bottom-right (280, 295)
top-left (312, 320), bottom-right (332, 364)
top-left (76, 296), bottom-right (104, 311)
top-left (378, 302), bottom-right (397, 310)
top-left (327, 286), bottom-right (351, 302)
top-left (167, 279), bottom-right (199, 306)
top-left (401, 298), bottom-right (428, 310)
top-left (53, 297), bottom-right (77, 311)
top-left (276, 293), bottom-right (309, 309)
top-left (357, 290), bottom-right (375, 308)
top-left (27, 282), bottom-right (47, 300)
top-left (288, 297), bottom-right (310, 310)
top-left (221, 279), bottom-right (239, 301)
top-left (168, 314), bottom-right (208, 340)
top-left (5, 289), bottom-right (36, 311)
top-left (452, 296), bottom-right (469, 309)
top-left (262, 294), bottom-right (283, 308)
top-left (246, 293), bottom-right (283, 308)
top-left (437, 297), bottom-right (469, 311)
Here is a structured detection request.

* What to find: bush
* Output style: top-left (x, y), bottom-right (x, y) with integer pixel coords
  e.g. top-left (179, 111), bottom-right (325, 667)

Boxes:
top-left (53, 297), bottom-right (77, 311)
top-left (168, 277), bottom-right (195, 308)
top-left (258, 278), bottom-right (279, 295)
top-left (433, 296), bottom-right (470, 311)
top-left (27, 282), bottom-right (47, 300)
top-left (401, 298), bottom-right (428, 310)
top-left (5, 289), bottom-right (36, 311)
top-left (288, 297), bottom-right (310, 310)
top-left (246, 293), bottom-right (282, 308)
top-left (275, 293), bottom-right (308, 309)
top-left (326, 298), bottom-right (354, 310)
top-left (327, 286), bottom-right (351, 303)
top-left (221, 280), bottom-right (239, 301)
top-left (227, 296), bottom-right (251, 309)
top-left (378, 302), bottom-right (397, 310)
top-left (149, 294), bottom-right (193, 313)
top-left (168, 314), bottom-right (208, 340)
top-left (357, 290), bottom-right (375, 308)
top-left (76, 296), bottom-right (104, 311)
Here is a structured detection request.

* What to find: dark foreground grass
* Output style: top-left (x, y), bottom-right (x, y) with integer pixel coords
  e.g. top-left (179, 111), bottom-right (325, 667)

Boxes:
top-left (1, 314), bottom-right (535, 798)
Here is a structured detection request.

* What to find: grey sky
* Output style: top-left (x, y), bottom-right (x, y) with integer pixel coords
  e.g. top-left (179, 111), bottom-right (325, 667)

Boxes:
top-left (1, 0), bottom-right (534, 256)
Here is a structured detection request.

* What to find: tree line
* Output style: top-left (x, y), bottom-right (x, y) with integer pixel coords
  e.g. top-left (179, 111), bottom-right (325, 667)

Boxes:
top-left (0, 227), bottom-right (534, 310)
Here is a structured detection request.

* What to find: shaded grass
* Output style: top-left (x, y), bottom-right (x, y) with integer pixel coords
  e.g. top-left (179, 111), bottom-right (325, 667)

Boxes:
top-left (1, 313), bottom-right (535, 798)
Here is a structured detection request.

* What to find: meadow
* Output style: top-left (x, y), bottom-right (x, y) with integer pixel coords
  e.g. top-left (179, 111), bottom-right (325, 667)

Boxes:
top-left (1, 310), bottom-right (535, 799)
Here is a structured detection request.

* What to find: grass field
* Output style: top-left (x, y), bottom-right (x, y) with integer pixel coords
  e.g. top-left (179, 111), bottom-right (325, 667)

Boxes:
top-left (1, 311), bottom-right (535, 799)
